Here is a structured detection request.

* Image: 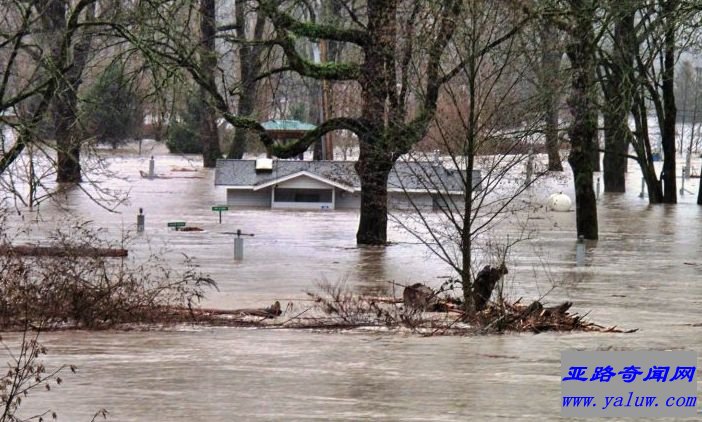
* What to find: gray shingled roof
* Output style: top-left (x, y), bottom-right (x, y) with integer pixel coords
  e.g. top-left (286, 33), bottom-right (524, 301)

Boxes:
top-left (215, 160), bottom-right (480, 193)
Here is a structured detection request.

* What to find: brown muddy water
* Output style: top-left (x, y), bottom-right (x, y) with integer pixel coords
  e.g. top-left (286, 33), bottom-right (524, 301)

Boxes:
top-left (2, 143), bottom-right (702, 421)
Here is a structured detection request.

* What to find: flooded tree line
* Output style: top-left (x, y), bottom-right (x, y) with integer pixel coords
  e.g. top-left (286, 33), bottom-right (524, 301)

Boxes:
top-left (0, 1), bottom-right (702, 316)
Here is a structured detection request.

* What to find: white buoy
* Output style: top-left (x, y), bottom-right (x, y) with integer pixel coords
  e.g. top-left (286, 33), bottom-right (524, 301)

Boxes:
top-left (547, 192), bottom-right (572, 212)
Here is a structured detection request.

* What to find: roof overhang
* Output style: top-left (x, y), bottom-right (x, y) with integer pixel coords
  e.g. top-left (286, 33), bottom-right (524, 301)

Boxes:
top-left (253, 171), bottom-right (356, 192)
top-left (388, 188), bottom-right (464, 195)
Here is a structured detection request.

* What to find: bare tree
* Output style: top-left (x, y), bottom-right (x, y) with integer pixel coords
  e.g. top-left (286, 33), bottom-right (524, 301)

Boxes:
top-left (391, 1), bottom-right (543, 313)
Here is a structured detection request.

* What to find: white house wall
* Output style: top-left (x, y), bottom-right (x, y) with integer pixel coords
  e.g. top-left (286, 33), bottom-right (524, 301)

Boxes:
top-left (226, 187), bottom-right (464, 212)
top-left (336, 191), bottom-right (361, 209)
top-left (389, 192), bottom-right (433, 211)
top-left (226, 189), bottom-right (272, 207)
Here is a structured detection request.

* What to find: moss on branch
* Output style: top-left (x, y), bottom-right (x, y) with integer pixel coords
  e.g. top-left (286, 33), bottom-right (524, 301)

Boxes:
top-left (275, 33), bottom-right (360, 80)
top-left (259, 1), bottom-right (368, 45)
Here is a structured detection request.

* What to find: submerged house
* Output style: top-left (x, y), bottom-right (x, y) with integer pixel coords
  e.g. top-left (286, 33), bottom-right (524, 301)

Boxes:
top-left (215, 159), bottom-right (481, 211)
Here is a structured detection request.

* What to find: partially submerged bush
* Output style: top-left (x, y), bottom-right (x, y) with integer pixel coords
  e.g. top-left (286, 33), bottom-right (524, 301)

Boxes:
top-left (0, 219), bottom-right (216, 329)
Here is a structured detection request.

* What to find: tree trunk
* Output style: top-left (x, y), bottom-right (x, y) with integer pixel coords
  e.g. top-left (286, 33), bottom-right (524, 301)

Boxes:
top-left (355, 147), bottom-right (392, 245)
top-left (51, 0), bottom-right (94, 183)
top-left (566, 0), bottom-right (598, 240)
top-left (308, 79), bottom-right (324, 161)
top-left (461, 155), bottom-right (475, 313)
top-left (631, 91), bottom-right (664, 203)
top-left (601, 4), bottom-right (635, 193)
top-left (199, 89), bottom-right (220, 168)
top-left (660, 0), bottom-right (678, 203)
top-left (229, 91), bottom-right (253, 159)
top-left (540, 23), bottom-right (564, 171)
top-left (602, 112), bottom-right (627, 192)
top-left (228, 0), bottom-right (265, 160)
top-left (353, 0), bottom-right (398, 245)
top-left (199, 0), bottom-right (221, 168)
top-left (55, 123), bottom-right (81, 182)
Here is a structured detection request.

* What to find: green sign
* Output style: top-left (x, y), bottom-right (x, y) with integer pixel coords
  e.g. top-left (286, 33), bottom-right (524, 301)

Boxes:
top-left (167, 221), bottom-right (186, 228)
top-left (212, 206), bottom-right (229, 211)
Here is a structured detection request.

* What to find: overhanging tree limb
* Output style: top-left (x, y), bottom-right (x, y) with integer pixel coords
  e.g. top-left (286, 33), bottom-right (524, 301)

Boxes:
top-left (272, 32), bottom-right (361, 80)
top-left (258, 0), bottom-right (369, 45)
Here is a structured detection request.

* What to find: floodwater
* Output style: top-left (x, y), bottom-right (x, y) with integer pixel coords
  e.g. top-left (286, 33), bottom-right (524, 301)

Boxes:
top-left (2, 142), bottom-right (702, 421)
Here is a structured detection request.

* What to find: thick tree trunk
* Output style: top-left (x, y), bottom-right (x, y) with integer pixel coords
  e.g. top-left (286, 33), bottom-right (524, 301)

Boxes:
top-left (308, 80), bottom-right (324, 161)
top-left (55, 127), bottom-right (81, 182)
top-left (199, 0), bottom-right (221, 168)
top-left (355, 141), bottom-right (394, 245)
top-left (199, 89), bottom-right (220, 168)
top-left (353, 0), bottom-right (398, 245)
top-left (566, 0), bottom-right (598, 240)
top-left (228, 0), bottom-right (265, 160)
top-left (602, 113), bottom-right (628, 192)
top-left (229, 91), bottom-right (253, 159)
top-left (602, 5), bottom-right (635, 193)
top-left (355, 152), bottom-right (392, 245)
top-left (50, 0), bottom-right (94, 183)
top-left (643, 162), bottom-right (664, 203)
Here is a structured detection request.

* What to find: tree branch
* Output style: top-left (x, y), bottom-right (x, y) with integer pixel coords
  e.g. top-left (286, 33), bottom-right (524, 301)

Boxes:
top-left (257, 0), bottom-right (369, 45)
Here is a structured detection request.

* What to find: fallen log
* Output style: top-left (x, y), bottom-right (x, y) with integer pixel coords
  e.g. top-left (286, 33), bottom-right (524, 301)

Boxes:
top-left (190, 301), bottom-right (283, 319)
top-left (0, 245), bottom-right (128, 258)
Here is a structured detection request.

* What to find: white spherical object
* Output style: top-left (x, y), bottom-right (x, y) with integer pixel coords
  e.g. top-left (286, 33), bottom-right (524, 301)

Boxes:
top-left (547, 193), bottom-right (572, 212)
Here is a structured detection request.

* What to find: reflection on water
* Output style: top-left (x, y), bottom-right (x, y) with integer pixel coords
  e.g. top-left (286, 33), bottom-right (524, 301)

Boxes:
top-left (3, 149), bottom-right (702, 420)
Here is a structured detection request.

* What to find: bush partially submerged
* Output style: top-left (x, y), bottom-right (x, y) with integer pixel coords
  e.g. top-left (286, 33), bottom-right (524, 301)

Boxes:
top-left (0, 220), bottom-right (216, 330)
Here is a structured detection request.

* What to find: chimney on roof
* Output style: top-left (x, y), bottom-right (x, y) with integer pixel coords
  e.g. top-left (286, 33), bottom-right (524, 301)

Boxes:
top-left (255, 158), bottom-right (273, 173)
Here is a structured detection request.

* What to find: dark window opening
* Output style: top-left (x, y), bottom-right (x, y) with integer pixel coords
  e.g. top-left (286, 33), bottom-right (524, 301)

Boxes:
top-left (274, 188), bottom-right (332, 203)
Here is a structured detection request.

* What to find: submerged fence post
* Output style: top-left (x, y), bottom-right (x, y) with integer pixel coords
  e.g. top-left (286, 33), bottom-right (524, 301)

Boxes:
top-left (227, 229), bottom-right (254, 261)
top-left (149, 156), bottom-right (155, 179)
top-left (137, 208), bottom-right (145, 233)
top-left (525, 148), bottom-right (534, 187)
top-left (639, 178), bottom-right (645, 198)
top-left (680, 167), bottom-right (686, 195)
top-left (596, 177), bottom-right (600, 200)
top-left (234, 236), bottom-right (244, 260)
top-left (576, 235), bottom-right (585, 267)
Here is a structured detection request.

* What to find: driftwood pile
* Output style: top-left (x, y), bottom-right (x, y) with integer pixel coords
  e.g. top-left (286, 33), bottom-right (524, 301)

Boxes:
top-left (172, 282), bottom-right (633, 335)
